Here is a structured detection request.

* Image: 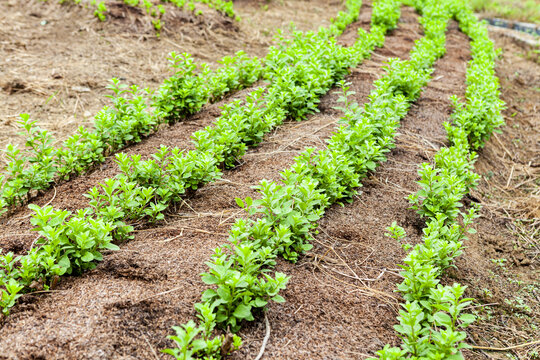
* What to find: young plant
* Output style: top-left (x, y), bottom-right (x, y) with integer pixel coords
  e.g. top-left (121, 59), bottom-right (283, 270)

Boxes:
top-left (0, 114), bottom-right (57, 209)
top-left (153, 52), bottom-right (210, 124)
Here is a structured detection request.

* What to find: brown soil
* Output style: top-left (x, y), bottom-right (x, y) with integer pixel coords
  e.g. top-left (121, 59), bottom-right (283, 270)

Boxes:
top-left (1, 2), bottom-right (539, 360)
top-left (0, 0), bottom-right (340, 155)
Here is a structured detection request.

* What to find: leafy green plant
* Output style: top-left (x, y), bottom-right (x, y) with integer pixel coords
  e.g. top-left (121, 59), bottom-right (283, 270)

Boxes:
top-left (0, 114), bottom-right (57, 211)
top-left (372, 0), bottom-right (401, 31)
top-left (0, 202), bottom-right (123, 316)
top-left (152, 18), bottom-right (162, 36)
top-left (92, 0), bottom-right (107, 21)
top-left (205, 51), bottom-right (263, 102)
top-left (163, 317), bottom-right (241, 360)
top-left (28, 204), bottom-right (120, 275)
top-left (200, 244), bottom-right (288, 331)
top-left (0, 279), bottom-right (23, 317)
top-left (153, 52), bottom-right (209, 124)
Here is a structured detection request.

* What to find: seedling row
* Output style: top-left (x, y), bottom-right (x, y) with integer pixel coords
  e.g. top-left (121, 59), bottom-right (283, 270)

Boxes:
top-left (42, 0), bottom-right (237, 32)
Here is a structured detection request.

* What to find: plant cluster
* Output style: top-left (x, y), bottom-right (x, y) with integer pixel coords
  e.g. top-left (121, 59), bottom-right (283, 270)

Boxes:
top-left (0, 51), bottom-right (263, 216)
top-left (165, 0), bottom-right (237, 20)
top-left (0, 204), bottom-right (120, 316)
top-left (329, 0), bottom-right (364, 34)
top-left (162, 0), bottom-right (461, 357)
top-left (372, 0), bottom-right (401, 31)
top-left (92, 0), bottom-right (107, 21)
top-left (446, 3), bottom-right (505, 150)
top-left (155, 51), bottom-right (262, 124)
top-left (370, 0), bottom-right (506, 359)
top-left (0, 115), bottom-right (57, 212)
top-left (122, 0), bottom-right (166, 34)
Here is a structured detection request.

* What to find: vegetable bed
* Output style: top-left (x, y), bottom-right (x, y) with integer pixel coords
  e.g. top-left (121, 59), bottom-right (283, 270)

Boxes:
top-left (0, 0), bottom-right (538, 359)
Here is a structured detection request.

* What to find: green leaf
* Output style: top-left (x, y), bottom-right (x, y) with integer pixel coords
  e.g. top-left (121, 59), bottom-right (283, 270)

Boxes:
top-left (302, 243), bottom-right (313, 252)
top-left (201, 274), bottom-right (219, 285)
top-left (235, 198), bottom-right (244, 208)
top-left (433, 311), bottom-right (452, 328)
top-left (81, 252), bottom-right (94, 262)
top-left (232, 303), bottom-right (252, 319)
top-left (28, 204), bottom-right (41, 213)
top-left (103, 242), bottom-right (120, 251)
top-left (191, 339), bottom-right (207, 352)
top-left (216, 312), bottom-right (228, 323)
top-left (58, 255), bottom-right (71, 270)
top-left (253, 298), bottom-right (268, 308)
top-left (48, 216), bottom-right (64, 227)
top-left (459, 313), bottom-right (475, 326)
top-left (217, 287), bottom-right (232, 302)
top-left (201, 289), bottom-right (217, 302)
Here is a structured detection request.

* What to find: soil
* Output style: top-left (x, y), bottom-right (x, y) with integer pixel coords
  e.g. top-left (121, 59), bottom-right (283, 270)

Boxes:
top-left (0, 1), bottom-right (539, 360)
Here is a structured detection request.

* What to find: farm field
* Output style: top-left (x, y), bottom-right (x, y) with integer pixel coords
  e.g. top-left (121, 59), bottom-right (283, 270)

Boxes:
top-left (0, 0), bottom-right (538, 359)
